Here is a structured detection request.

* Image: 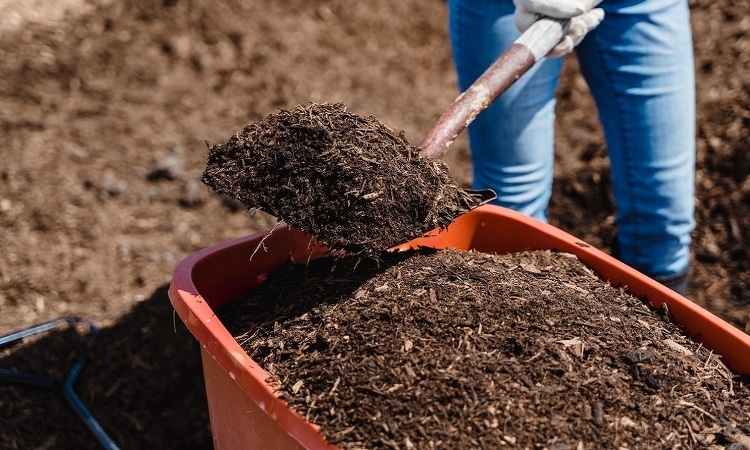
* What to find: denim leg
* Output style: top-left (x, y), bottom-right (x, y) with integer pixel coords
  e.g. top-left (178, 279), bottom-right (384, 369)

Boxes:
top-left (448, 0), bottom-right (562, 222)
top-left (575, 0), bottom-right (696, 279)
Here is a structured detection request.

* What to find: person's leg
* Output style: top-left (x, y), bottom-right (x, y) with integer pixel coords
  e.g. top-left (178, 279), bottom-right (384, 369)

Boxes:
top-left (575, 0), bottom-right (695, 293)
top-left (447, 0), bottom-right (563, 222)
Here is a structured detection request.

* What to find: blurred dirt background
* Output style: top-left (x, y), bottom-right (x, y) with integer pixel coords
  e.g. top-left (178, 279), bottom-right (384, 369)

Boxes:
top-left (0, 0), bottom-right (748, 448)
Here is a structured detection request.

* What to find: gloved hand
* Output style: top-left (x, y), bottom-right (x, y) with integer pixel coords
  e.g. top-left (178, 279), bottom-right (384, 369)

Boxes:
top-left (513, 0), bottom-right (605, 57)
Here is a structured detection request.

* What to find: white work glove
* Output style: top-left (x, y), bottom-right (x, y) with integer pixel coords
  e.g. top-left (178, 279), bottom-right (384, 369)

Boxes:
top-left (513, 0), bottom-right (605, 57)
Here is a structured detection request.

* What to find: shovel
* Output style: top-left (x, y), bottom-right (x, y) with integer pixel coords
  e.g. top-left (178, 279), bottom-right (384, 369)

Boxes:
top-left (203, 14), bottom-right (585, 257)
top-left (408, 13), bottom-right (586, 227)
top-left (419, 14), bottom-right (581, 159)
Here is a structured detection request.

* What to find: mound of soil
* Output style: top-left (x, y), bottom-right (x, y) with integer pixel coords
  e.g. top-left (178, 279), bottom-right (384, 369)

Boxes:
top-left (202, 102), bottom-right (482, 257)
top-left (221, 249), bottom-right (750, 449)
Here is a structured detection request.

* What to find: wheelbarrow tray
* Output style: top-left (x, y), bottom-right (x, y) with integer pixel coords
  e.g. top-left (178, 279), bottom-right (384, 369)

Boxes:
top-left (168, 204), bottom-right (750, 450)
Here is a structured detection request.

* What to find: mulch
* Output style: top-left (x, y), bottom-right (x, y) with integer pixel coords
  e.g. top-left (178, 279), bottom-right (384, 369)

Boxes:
top-left (202, 102), bottom-right (482, 257)
top-left (220, 248), bottom-right (750, 449)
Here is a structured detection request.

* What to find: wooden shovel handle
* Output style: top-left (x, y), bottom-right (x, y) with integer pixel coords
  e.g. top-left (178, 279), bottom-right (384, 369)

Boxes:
top-left (419, 17), bottom-right (571, 159)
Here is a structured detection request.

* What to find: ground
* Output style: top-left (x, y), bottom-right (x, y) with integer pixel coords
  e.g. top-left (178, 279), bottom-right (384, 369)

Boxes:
top-left (0, 0), bottom-right (748, 449)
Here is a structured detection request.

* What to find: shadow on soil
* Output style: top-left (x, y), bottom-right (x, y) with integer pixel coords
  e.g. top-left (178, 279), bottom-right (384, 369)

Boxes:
top-left (0, 285), bottom-right (213, 450)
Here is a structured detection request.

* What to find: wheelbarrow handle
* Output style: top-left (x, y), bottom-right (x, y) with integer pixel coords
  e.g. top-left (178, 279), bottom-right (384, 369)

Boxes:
top-left (419, 16), bottom-right (572, 160)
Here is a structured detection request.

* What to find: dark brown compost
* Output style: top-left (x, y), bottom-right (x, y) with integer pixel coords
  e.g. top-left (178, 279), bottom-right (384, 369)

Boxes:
top-left (202, 102), bottom-right (482, 257)
top-left (220, 248), bottom-right (750, 450)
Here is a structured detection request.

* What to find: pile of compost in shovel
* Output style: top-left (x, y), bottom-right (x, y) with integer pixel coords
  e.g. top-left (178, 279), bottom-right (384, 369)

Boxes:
top-left (220, 248), bottom-right (750, 449)
top-left (201, 102), bottom-right (482, 257)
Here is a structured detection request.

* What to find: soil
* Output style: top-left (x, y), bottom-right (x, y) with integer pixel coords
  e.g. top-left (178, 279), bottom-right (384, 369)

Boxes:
top-left (1, 0), bottom-right (749, 449)
top-left (220, 248), bottom-right (750, 449)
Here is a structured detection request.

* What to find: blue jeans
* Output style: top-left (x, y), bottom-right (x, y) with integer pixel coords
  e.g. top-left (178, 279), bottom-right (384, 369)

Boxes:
top-left (448, 0), bottom-right (695, 281)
